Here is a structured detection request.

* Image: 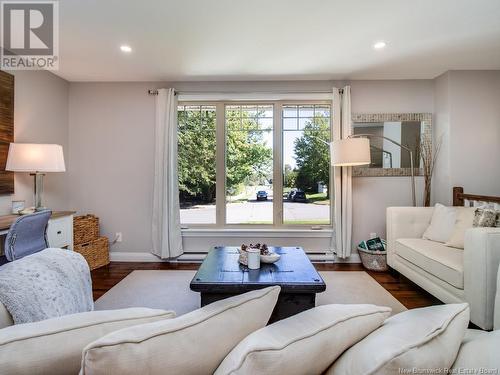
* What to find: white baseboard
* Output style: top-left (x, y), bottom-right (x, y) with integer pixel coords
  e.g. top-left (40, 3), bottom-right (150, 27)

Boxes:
top-left (109, 252), bottom-right (165, 262)
top-left (335, 253), bottom-right (361, 263)
top-left (109, 251), bottom-right (362, 263)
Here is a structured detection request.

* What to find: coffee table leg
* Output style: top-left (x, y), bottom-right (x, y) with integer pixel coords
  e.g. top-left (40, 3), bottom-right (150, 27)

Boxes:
top-left (200, 292), bottom-right (317, 324)
top-left (200, 293), bottom-right (236, 307)
top-left (269, 293), bottom-right (316, 323)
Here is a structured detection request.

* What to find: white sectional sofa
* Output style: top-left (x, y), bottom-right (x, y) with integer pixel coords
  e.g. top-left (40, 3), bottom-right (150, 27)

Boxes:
top-left (387, 206), bottom-right (500, 330)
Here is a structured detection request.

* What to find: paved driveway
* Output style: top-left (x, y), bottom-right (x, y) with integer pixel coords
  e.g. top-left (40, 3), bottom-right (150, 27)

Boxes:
top-left (180, 200), bottom-right (330, 224)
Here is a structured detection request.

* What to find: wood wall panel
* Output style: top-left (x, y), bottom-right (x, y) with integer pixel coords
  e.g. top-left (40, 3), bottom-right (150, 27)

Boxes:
top-left (0, 71), bottom-right (14, 194)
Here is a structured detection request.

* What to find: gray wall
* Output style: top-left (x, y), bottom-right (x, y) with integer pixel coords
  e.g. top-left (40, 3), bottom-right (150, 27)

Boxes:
top-left (448, 71), bottom-right (500, 196)
top-left (67, 79), bottom-right (433, 256)
top-left (68, 82), bottom-right (155, 253)
top-left (349, 80), bottom-right (431, 249)
top-left (433, 70), bottom-right (500, 205)
top-left (0, 70), bottom-right (70, 215)
top-left (6, 71), bottom-right (498, 259)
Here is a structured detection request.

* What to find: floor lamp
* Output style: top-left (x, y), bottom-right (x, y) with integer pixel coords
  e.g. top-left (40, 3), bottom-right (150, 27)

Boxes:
top-left (331, 135), bottom-right (417, 207)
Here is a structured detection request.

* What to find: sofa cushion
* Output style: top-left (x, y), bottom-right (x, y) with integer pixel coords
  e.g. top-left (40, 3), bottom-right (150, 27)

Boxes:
top-left (445, 207), bottom-right (475, 249)
top-left (81, 286), bottom-right (280, 375)
top-left (214, 304), bottom-right (391, 375)
top-left (422, 203), bottom-right (457, 243)
top-left (452, 329), bottom-right (500, 370)
top-left (396, 238), bottom-right (463, 289)
top-left (0, 307), bottom-right (175, 375)
top-left (327, 303), bottom-right (470, 375)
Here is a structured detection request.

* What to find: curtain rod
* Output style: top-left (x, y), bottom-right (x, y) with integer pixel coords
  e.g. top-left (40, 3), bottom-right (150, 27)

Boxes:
top-left (147, 89), bottom-right (342, 96)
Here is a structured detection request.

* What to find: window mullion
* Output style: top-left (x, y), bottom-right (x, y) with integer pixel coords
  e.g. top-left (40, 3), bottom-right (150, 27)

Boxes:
top-left (215, 102), bottom-right (226, 228)
top-left (273, 102), bottom-right (283, 227)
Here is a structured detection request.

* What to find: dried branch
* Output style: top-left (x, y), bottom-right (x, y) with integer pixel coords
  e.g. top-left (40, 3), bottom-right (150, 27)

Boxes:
top-left (417, 134), bottom-right (443, 206)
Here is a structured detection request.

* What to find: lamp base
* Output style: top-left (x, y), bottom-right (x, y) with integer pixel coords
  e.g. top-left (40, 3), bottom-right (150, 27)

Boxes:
top-left (30, 172), bottom-right (46, 211)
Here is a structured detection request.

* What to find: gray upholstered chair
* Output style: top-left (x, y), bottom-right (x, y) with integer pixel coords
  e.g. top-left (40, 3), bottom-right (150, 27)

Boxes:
top-left (4, 210), bottom-right (51, 261)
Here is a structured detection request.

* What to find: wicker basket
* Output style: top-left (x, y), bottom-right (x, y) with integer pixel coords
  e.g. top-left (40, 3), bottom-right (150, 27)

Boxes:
top-left (74, 215), bottom-right (99, 245)
top-left (358, 247), bottom-right (388, 272)
top-left (74, 236), bottom-right (109, 270)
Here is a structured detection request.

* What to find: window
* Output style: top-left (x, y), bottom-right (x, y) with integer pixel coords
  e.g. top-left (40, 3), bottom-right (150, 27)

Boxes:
top-left (282, 105), bottom-right (331, 225)
top-left (178, 101), bottom-right (333, 229)
top-left (225, 105), bottom-right (273, 224)
top-left (178, 105), bottom-right (216, 224)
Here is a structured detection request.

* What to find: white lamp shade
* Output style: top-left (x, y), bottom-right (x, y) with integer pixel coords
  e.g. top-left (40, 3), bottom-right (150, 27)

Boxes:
top-left (6, 143), bottom-right (66, 172)
top-left (331, 138), bottom-right (371, 166)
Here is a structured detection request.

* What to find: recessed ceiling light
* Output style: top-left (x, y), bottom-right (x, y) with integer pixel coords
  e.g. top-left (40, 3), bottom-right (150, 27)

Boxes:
top-left (373, 41), bottom-right (387, 50)
top-left (120, 45), bottom-right (132, 53)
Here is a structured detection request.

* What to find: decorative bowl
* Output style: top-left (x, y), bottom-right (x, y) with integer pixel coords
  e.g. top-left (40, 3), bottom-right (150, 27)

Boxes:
top-left (260, 253), bottom-right (280, 264)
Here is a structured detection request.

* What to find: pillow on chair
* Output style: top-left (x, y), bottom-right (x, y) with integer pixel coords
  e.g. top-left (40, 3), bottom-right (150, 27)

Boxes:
top-left (81, 286), bottom-right (280, 375)
top-left (0, 308), bottom-right (175, 375)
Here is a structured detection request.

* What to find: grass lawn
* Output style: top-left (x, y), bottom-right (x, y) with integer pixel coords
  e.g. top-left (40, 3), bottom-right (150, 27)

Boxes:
top-left (307, 192), bottom-right (330, 205)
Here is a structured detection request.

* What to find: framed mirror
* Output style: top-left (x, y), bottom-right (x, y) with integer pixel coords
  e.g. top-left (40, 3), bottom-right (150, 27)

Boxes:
top-left (351, 113), bottom-right (432, 177)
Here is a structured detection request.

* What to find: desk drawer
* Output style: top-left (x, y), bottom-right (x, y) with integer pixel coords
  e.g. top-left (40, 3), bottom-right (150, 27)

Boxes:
top-left (47, 217), bottom-right (72, 248)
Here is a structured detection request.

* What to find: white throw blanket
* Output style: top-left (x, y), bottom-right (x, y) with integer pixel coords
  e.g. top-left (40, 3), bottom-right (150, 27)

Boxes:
top-left (0, 248), bottom-right (94, 324)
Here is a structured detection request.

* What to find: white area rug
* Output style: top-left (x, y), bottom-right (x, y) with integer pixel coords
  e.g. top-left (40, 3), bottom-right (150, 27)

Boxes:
top-left (95, 270), bottom-right (406, 316)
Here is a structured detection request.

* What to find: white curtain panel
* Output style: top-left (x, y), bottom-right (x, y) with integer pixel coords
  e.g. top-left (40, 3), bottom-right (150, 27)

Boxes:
top-left (333, 86), bottom-right (353, 259)
top-left (151, 88), bottom-right (183, 259)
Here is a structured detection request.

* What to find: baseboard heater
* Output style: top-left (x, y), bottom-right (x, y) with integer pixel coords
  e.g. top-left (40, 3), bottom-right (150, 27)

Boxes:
top-left (176, 252), bottom-right (359, 263)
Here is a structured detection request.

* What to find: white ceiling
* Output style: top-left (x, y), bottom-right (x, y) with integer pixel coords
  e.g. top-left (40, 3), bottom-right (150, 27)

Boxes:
top-left (57, 0), bottom-right (500, 82)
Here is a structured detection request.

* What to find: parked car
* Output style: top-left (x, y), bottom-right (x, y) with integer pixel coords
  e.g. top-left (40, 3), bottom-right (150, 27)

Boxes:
top-left (291, 191), bottom-right (307, 202)
top-left (256, 190), bottom-right (268, 201)
top-left (288, 189), bottom-right (308, 202)
top-left (286, 188), bottom-right (298, 200)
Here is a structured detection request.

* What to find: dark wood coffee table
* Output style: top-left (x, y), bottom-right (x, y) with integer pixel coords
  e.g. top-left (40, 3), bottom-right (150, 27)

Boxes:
top-left (190, 246), bottom-right (326, 323)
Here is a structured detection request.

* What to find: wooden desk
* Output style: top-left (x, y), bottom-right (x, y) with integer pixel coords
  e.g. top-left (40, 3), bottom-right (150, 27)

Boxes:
top-left (0, 211), bottom-right (76, 250)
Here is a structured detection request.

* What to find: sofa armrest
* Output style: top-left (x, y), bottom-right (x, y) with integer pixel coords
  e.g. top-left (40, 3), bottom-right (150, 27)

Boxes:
top-left (0, 308), bottom-right (175, 375)
top-left (464, 227), bottom-right (500, 330)
top-left (496, 264), bottom-right (500, 330)
top-left (386, 207), bottom-right (434, 266)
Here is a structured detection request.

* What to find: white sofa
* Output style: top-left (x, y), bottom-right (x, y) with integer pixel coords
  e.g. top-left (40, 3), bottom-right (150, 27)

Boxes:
top-left (387, 206), bottom-right (500, 330)
top-left (1, 263), bottom-right (500, 373)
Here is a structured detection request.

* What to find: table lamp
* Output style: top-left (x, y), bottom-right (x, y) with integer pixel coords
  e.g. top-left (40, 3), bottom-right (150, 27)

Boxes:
top-left (331, 135), bottom-right (416, 206)
top-left (6, 143), bottom-right (66, 211)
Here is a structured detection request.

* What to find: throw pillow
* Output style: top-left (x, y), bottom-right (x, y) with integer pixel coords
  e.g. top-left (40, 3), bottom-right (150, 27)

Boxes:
top-left (452, 329), bottom-right (500, 370)
top-left (81, 286), bottom-right (280, 375)
top-left (214, 304), bottom-right (391, 375)
top-left (422, 203), bottom-right (457, 243)
top-left (326, 303), bottom-right (470, 375)
top-left (473, 208), bottom-right (497, 227)
top-left (0, 308), bottom-right (175, 375)
top-left (445, 207), bottom-right (475, 249)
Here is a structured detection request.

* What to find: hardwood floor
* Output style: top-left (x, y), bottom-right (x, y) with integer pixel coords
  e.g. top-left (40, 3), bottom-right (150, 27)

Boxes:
top-left (91, 261), bottom-right (441, 309)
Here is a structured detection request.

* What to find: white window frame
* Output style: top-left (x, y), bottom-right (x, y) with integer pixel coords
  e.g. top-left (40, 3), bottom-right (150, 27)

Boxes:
top-left (179, 99), bottom-right (333, 231)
